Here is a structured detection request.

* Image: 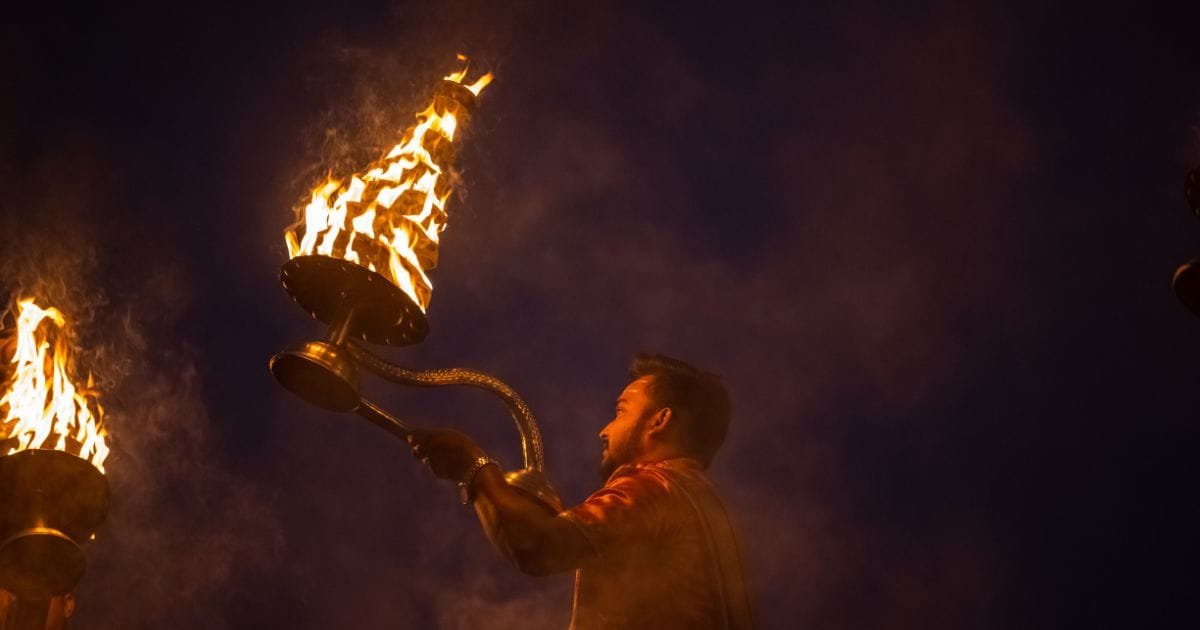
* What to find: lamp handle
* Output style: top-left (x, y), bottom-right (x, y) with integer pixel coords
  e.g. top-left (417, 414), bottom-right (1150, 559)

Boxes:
top-left (345, 343), bottom-right (547, 473)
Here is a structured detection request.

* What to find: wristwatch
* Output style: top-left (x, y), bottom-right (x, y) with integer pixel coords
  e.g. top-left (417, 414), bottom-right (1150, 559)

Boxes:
top-left (458, 456), bottom-right (499, 505)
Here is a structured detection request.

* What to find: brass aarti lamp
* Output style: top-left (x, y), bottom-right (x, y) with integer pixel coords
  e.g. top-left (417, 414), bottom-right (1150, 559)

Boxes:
top-left (0, 299), bottom-right (110, 630)
top-left (269, 61), bottom-right (562, 513)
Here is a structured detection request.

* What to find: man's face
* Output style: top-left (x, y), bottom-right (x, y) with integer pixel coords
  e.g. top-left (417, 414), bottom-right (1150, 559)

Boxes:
top-left (598, 376), bottom-right (659, 479)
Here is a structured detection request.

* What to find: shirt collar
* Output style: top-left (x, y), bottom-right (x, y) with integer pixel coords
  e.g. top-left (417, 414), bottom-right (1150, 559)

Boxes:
top-left (607, 456), bottom-right (705, 483)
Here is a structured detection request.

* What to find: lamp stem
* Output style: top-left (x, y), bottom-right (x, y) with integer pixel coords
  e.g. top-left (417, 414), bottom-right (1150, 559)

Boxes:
top-left (354, 399), bottom-right (414, 441)
top-left (325, 305), bottom-right (357, 347)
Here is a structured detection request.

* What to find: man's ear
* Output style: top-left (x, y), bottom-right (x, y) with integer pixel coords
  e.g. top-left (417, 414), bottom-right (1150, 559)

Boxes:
top-left (646, 407), bottom-right (672, 437)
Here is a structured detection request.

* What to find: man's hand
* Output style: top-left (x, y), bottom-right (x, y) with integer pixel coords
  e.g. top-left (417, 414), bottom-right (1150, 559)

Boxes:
top-left (409, 427), bottom-right (592, 575)
top-left (407, 427), bottom-right (487, 482)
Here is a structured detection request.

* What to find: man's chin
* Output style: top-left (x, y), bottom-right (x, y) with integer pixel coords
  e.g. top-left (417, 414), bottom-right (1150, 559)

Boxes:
top-left (598, 457), bottom-right (617, 481)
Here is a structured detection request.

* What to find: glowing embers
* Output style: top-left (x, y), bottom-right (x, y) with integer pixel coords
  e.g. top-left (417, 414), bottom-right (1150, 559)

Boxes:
top-left (0, 299), bottom-right (109, 473)
top-left (284, 56), bottom-right (494, 313)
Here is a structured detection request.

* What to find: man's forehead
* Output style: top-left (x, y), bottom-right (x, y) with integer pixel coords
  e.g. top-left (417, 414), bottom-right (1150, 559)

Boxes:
top-left (618, 375), bottom-right (655, 400)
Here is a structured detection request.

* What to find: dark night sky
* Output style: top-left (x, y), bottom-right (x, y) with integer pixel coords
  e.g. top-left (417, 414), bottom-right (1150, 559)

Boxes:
top-left (1, 1), bottom-right (1197, 628)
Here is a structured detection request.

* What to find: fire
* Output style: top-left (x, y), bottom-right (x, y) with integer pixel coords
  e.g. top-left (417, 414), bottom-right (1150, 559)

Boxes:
top-left (284, 56), bottom-right (494, 312)
top-left (0, 298), bottom-right (109, 473)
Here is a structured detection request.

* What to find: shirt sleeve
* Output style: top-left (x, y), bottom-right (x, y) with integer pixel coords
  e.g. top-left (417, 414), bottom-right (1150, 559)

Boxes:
top-left (559, 468), bottom-right (673, 563)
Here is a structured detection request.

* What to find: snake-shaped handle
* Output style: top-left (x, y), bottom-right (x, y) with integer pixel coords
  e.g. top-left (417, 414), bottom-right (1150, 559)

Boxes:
top-left (346, 343), bottom-right (546, 472)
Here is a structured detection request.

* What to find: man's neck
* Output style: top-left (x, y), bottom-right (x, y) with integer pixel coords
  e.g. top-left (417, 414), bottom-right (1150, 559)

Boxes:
top-left (637, 442), bottom-right (691, 465)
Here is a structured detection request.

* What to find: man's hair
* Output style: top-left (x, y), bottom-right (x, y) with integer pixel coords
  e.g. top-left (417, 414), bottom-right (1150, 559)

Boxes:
top-left (630, 353), bottom-right (731, 467)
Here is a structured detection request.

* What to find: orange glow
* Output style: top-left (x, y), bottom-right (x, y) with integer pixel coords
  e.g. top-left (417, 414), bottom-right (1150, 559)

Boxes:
top-left (0, 298), bottom-right (109, 473)
top-left (284, 56), bottom-right (493, 311)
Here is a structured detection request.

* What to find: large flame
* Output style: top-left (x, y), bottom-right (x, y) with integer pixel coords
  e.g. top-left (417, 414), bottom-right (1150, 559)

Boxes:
top-left (284, 56), bottom-right (494, 311)
top-left (0, 298), bottom-right (109, 473)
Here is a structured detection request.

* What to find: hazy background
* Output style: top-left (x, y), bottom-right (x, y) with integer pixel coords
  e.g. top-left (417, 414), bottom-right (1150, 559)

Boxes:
top-left (1, 1), bottom-right (1197, 627)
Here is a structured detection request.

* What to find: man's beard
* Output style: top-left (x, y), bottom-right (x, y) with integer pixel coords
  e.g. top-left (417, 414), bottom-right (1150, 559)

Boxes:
top-left (598, 420), bottom-right (648, 481)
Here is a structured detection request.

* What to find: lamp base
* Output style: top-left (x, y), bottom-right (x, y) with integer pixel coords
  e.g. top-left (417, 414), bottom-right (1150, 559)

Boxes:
top-left (270, 340), bottom-right (362, 412)
top-left (0, 450), bottom-right (108, 599)
top-left (281, 256), bottom-right (428, 346)
top-left (0, 528), bottom-right (84, 599)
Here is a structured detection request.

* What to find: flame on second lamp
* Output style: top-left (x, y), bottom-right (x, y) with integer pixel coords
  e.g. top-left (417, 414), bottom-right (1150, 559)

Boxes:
top-left (284, 57), bottom-right (494, 312)
top-left (0, 298), bottom-right (109, 473)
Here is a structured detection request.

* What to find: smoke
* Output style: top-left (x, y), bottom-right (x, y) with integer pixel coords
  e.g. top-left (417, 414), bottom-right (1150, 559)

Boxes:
top-left (1, 1), bottom-right (1045, 627)
top-left (428, 571), bottom-right (567, 630)
top-left (76, 280), bottom-right (282, 629)
top-left (249, 1), bottom-right (1035, 626)
top-left (0, 136), bottom-right (282, 628)
top-left (401, 3), bottom-right (1031, 628)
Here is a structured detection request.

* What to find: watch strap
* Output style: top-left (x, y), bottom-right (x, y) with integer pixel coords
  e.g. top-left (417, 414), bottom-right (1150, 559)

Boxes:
top-left (458, 456), bottom-right (499, 504)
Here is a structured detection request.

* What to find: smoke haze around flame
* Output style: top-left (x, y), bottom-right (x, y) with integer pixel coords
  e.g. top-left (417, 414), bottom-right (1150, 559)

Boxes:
top-left (1, 0), bottom-right (1197, 628)
top-left (0, 3), bottom-right (1036, 627)
top-left (0, 146), bottom-right (282, 629)
top-left (241, 3), bottom-right (1031, 627)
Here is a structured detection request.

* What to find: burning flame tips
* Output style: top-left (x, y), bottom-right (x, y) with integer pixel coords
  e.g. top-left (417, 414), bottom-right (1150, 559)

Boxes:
top-left (0, 298), bottom-right (110, 473)
top-left (284, 56), bottom-right (494, 313)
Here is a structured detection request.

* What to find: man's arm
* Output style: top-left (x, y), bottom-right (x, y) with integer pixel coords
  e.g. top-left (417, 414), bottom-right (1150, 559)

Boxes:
top-left (409, 428), bottom-right (592, 576)
top-left (469, 465), bottom-right (592, 575)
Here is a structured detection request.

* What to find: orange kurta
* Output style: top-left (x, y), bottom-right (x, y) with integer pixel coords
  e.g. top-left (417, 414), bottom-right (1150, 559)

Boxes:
top-left (560, 458), bottom-right (754, 629)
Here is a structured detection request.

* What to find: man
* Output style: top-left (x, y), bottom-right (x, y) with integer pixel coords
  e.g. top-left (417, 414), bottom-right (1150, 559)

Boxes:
top-left (411, 353), bottom-right (754, 629)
